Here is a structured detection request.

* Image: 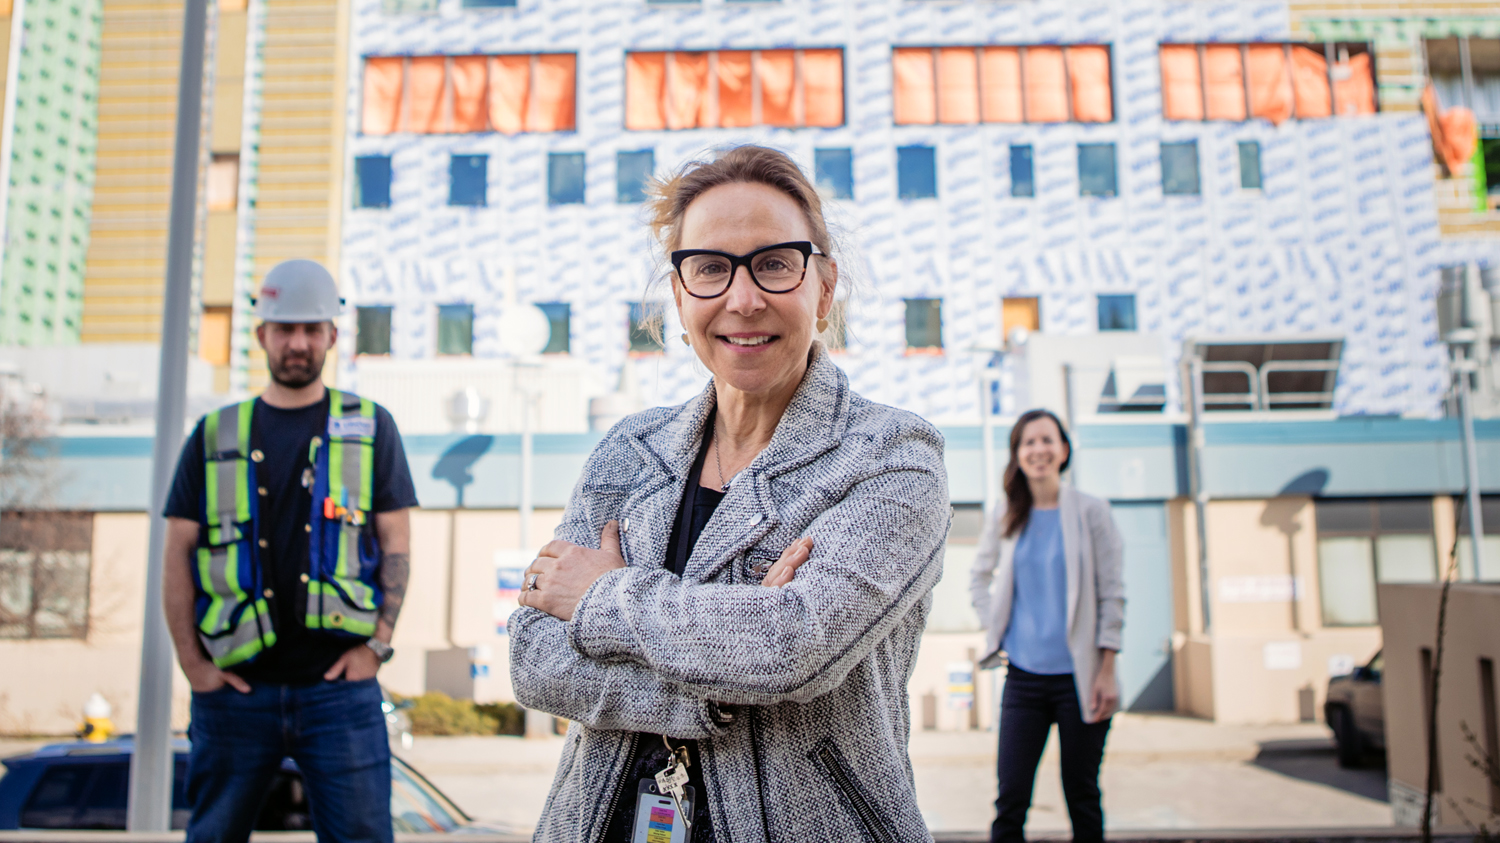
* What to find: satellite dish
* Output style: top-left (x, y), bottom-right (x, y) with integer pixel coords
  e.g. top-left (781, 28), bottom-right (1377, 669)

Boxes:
top-left (497, 304), bottom-right (552, 357)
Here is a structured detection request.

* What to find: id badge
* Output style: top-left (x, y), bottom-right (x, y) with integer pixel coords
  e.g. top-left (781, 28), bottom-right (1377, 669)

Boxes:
top-left (631, 778), bottom-right (694, 843)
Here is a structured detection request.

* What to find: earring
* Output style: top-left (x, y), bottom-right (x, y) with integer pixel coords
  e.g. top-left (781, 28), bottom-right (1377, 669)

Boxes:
top-left (681, 333), bottom-right (690, 345)
top-left (816, 318), bottom-right (829, 333)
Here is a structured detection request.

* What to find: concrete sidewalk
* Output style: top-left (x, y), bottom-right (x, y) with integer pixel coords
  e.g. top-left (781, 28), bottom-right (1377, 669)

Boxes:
top-left (391, 713), bottom-right (1391, 836)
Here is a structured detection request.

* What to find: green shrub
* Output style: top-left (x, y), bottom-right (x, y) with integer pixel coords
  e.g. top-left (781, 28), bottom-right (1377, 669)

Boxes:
top-left (400, 691), bottom-right (497, 736)
top-left (475, 702), bottom-right (525, 736)
top-left (391, 691), bottom-right (526, 736)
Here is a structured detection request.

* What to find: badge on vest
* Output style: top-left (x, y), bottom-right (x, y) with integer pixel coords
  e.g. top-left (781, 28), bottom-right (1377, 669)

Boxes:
top-left (328, 416), bottom-right (376, 438)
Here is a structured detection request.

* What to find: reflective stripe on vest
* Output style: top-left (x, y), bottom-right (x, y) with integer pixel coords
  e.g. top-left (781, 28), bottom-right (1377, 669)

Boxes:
top-left (305, 389), bottom-right (381, 637)
top-left (196, 400), bottom-right (274, 667)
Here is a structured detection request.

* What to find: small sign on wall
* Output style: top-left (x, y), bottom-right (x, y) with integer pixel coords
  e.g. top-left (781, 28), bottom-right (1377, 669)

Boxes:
top-left (495, 549), bottom-right (531, 635)
top-left (946, 663), bottom-right (974, 710)
top-left (1219, 575), bottom-right (1301, 603)
top-left (1263, 641), bottom-right (1303, 671)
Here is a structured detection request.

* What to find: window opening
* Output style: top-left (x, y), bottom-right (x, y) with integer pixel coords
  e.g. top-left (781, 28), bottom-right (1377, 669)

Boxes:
top-left (897, 145), bottom-right (937, 199)
top-left (814, 148), bottom-right (854, 200)
top-left (1078, 143), bottom-right (1117, 197)
top-left (616, 150), bottom-right (655, 204)
top-left (357, 306), bottom-right (393, 356)
top-left (537, 302), bottom-right (570, 354)
top-left (904, 298), bottom-right (943, 352)
top-left (449, 154), bottom-right (488, 207)
top-left (437, 304), bottom-right (474, 355)
top-left (1161, 141), bottom-right (1201, 196)
top-left (1097, 294), bottom-right (1137, 331)
top-left (548, 152), bottom-right (586, 205)
top-left (354, 156), bottom-right (392, 208)
top-left (1010, 144), bottom-right (1035, 197)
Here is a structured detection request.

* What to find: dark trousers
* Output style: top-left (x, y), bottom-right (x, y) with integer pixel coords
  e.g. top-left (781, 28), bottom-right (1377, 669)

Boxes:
top-left (990, 667), bottom-right (1111, 843)
top-left (185, 677), bottom-right (392, 843)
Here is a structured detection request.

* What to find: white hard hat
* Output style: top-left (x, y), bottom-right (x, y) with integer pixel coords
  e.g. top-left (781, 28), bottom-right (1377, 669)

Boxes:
top-left (254, 259), bottom-right (343, 322)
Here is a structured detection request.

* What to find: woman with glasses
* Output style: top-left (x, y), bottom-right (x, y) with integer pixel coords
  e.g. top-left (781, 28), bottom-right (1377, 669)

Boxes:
top-left (509, 145), bottom-right (949, 842)
top-left (970, 409), bottom-right (1125, 843)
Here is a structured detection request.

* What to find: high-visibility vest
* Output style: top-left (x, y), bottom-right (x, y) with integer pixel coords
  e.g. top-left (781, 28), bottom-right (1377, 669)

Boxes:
top-left (194, 389), bottom-right (383, 668)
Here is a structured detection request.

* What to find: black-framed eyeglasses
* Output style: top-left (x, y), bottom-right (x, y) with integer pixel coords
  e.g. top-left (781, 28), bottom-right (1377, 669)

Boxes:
top-left (670, 241), bottom-right (822, 299)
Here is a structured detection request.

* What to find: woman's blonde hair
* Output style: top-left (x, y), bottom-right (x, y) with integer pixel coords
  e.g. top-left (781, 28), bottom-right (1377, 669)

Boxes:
top-left (639, 145), bottom-right (852, 344)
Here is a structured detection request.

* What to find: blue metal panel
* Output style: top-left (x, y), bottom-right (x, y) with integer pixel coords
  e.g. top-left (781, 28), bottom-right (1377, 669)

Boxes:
top-left (1110, 501), bottom-right (1174, 712)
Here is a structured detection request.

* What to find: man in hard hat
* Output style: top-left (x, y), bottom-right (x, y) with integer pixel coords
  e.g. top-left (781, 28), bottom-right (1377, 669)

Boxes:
top-left (161, 259), bottom-right (416, 843)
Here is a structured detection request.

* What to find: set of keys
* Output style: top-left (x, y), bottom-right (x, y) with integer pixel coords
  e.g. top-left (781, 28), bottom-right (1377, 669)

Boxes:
top-left (653, 736), bottom-right (694, 831)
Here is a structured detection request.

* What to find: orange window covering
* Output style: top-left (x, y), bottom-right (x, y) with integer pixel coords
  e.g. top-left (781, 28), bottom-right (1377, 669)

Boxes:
top-left (1203, 44), bottom-right (1246, 121)
top-left (980, 47), bottom-right (1022, 123)
top-left (893, 47), bottom-right (936, 125)
top-left (665, 52), bottom-right (710, 130)
top-left (450, 55), bottom-right (488, 133)
top-left (718, 51), bottom-right (754, 127)
top-left (361, 57), bottom-right (404, 136)
top-left (489, 55), bottom-right (530, 135)
top-left (406, 55), bottom-right (447, 133)
top-left (1024, 46), bottom-right (1068, 123)
top-left (626, 52), bottom-right (667, 131)
top-left (1246, 44), bottom-right (1292, 126)
top-left (1333, 52), bottom-right (1376, 116)
top-left (1067, 45), bottom-right (1113, 123)
top-left (759, 50), bottom-right (797, 127)
top-left (936, 47), bottom-right (979, 124)
top-left (1159, 45), bottom-right (1203, 121)
top-left (529, 53), bottom-right (576, 132)
top-left (1423, 84), bottom-right (1478, 174)
top-left (1290, 45), bottom-right (1330, 118)
top-left (802, 49), bottom-right (844, 128)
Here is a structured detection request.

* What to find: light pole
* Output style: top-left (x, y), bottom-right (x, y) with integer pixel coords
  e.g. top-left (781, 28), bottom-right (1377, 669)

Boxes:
top-left (1438, 266), bottom-right (1486, 579)
top-left (127, 0), bottom-right (209, 830)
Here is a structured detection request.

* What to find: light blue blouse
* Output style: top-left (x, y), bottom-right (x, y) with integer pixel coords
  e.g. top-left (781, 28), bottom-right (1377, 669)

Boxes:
top-left (1002, 507), bottom-right (1075, 676)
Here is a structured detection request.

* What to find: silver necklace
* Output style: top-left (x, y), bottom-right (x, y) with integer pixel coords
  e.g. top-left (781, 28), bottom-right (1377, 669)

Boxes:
top-left (711, 424), bottom-right (733, 492)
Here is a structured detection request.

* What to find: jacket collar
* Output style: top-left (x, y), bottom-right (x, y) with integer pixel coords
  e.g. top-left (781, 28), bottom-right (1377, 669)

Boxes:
top-left (627, 341), bottom-right (850, 484)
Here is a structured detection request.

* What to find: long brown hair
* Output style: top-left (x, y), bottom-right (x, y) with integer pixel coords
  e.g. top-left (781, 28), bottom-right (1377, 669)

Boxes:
top-left (1002, 409), bottom-right (1072, 538)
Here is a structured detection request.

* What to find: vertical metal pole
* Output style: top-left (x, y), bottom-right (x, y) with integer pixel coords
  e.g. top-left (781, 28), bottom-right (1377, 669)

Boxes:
top-left (1456, 349), bottom-right (1486, 579)
top-left (0, 0), bottom-right (28, 336)
top-left (1187, 354), bottom-right (1212, 632)
top-left (978, 370), bottom-right (997, 518)
top-left (127, 0), bottom-right (208, 831)
top-left (519, 383), bottom-right (533, 552)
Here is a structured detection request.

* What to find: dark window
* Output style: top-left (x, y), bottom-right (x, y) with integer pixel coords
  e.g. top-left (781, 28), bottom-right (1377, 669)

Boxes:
top-left (814, 148), bottom-right (854, 200)
top-left (1484, 137), bottom-right (1500, 206)
top-left (537, 302), bottom-right (570, 354)
top-left (356, 306), bottom-right (392, 355)
top-left (616, 150), bottom-right (654, 204)
top-left (1010, 144), bottom-right (1035, 197)
top-left (448, 155), bottom-right (488, 207)
top-left (437, 304), bottom-right (474, 355)
top-left (20, 764), bottom-right (94, 828)
top-left (77, 762), bottom-right (129, 830)
top-left (1238, 140), bottom-right (1262, 189)
top-left (904, 298), bottom-right (943, 350)
top-left (1161, 141), bottom-right (1201, 196)
top-left (628, 302), bottom-right (664, 353)
top-left (462, 0), bottom-right (516, 6)
top-left (1097, 294), bottom-right (1137, 331)
top-left (0, 512), bottom-right (92, 640)
top-left (1078, 143), bottom-right (1117, 197)
top-left (548, 152), bottom-right (586, 205)
top-left (1316, 497), bottom-right (1437, 627)
top-left (897, 145), bottom-right (937, 199)
top-left (354, 156), bottom-right (392, 208)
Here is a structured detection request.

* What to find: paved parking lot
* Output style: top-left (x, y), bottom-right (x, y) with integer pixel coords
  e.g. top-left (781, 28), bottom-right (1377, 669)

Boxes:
top-left (0, 713), bottom-right (1392, 837)
top-left (395, 713), bottom-right (1391, 836)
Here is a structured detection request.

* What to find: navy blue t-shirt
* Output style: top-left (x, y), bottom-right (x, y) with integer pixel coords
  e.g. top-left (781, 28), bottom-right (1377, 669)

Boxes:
top-left (164, 391), bottom-right (418, 685)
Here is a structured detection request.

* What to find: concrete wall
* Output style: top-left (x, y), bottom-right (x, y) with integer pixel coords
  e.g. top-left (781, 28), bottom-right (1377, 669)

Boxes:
top-left (1380, 583), bottom-right (1500, 830)
top-left (1169, 496), bottom-right (1383, 725)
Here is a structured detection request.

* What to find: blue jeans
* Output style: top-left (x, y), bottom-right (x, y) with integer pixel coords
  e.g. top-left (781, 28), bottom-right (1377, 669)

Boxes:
top-left (186, 677), bottom-right (391, 843)
top-left (990, 667), bottom-right (1111, 843)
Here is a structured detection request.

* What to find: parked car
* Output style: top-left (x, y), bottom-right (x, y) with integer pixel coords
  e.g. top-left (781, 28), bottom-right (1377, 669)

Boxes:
top-left (1324, 650), bottom-right (1385, 768)
top-left (0, 736), bottom-right (516, 835)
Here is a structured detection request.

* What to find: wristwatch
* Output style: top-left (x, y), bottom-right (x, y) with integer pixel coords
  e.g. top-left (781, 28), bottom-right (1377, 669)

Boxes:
top-left (364, 639), bottom-right (395, 663)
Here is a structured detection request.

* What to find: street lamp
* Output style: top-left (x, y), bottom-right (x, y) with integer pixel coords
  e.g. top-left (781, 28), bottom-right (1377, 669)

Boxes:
top-left (1437, 266), bottom-right (1487, 578)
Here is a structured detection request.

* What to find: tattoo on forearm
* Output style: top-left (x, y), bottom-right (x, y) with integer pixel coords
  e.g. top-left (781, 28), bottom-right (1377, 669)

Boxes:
top-left (378, 552), bottom-right (410, 627)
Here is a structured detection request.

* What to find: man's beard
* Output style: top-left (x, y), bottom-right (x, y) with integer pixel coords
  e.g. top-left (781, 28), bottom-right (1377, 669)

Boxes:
top-left (269, 352), bottom-right (323, 388)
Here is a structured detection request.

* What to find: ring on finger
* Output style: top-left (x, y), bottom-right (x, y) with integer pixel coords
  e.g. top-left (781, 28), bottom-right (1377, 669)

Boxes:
top-left (525, 573), bottom-right (540, 592)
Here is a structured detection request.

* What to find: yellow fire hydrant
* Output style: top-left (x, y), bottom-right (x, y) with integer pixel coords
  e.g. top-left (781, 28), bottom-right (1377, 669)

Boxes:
top-left (77, 693), bottom-right (114, 743)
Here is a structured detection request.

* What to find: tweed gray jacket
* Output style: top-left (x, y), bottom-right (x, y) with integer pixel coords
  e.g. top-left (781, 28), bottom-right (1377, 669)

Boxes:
top-left (509, 344), bottom-right (949, 843)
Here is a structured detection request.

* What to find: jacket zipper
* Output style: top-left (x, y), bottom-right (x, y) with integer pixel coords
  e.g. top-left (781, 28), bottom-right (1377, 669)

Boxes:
top-left (592, 731), bottom-right (641, 843)
top-left (747, 710), bottom-right (771, 843)
top-left (812, 740), bottom-right (896, 843)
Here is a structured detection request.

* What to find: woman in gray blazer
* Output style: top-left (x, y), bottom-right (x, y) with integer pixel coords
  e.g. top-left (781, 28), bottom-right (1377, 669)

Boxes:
top-left (508, 146), bottom-right (950, 843)
top-left (969, 409), bottom-right (1125, 843)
